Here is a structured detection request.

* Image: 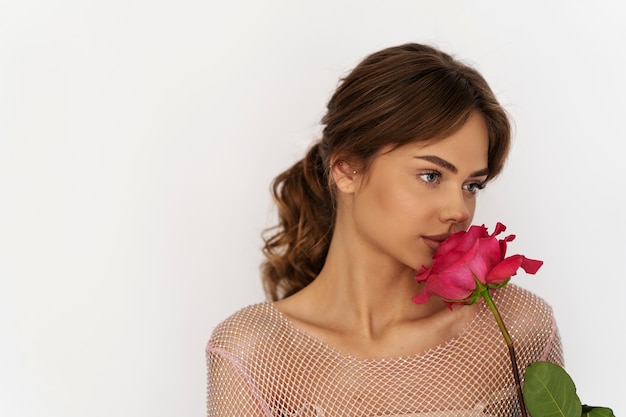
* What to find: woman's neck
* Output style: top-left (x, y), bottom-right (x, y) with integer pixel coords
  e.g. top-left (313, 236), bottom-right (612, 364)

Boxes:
top-left (273, 260), bottom-right (474, 360)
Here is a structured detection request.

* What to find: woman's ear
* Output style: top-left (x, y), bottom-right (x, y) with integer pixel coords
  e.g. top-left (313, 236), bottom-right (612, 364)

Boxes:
top-left (331, 160), bottom-right (360, 194)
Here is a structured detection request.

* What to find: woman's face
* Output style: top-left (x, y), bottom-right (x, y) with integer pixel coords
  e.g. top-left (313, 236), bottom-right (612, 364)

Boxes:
top-left (350, 111), bottom-right (490, 271)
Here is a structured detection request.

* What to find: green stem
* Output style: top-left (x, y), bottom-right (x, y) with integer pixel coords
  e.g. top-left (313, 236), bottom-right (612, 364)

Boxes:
top-left (481, 288), bottom-right (528, 417)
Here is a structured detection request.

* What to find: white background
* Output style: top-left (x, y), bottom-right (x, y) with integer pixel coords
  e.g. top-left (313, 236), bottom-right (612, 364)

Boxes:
top-left (1, 1), bottom-right (624, 416)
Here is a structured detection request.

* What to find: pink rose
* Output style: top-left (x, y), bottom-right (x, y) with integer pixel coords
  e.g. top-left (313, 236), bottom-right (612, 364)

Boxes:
top-left (412, 222), bottom-right (543, 307)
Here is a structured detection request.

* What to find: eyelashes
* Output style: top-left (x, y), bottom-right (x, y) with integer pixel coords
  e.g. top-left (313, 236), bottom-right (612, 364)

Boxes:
top-left (463, 181), bottom-right (486, 194)
top-left (418, 170), bottom-right (441, 185)
top-left (417, 169), bottom-right (486, 195)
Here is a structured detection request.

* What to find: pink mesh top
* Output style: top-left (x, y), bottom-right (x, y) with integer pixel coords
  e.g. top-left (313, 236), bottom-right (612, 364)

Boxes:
top-left (206, 284), bottom-right (563, 417)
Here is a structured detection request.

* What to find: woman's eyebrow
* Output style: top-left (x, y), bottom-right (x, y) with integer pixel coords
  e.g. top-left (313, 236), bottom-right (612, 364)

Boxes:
top-left (415, 155), bottom-right (489, 177)
top-left (415, 155), bottom-right (457, 172)
top-left (470, 168), bottom-right (490, 177)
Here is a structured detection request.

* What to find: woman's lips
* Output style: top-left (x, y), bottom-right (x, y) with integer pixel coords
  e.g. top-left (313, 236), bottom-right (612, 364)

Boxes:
top-left (422, 234), bottom-right (450, 251)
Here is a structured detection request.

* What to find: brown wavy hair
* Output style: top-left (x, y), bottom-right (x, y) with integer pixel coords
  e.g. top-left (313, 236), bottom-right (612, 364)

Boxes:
top-left (261, 43), bottom-right (511, 301)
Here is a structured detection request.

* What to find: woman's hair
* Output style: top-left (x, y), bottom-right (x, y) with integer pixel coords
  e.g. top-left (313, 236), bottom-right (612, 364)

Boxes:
top-left (261, 43), bottom-right (511, 301)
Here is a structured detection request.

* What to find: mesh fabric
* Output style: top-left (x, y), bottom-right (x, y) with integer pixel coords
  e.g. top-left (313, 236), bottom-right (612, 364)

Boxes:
top-left (206, 285), bottom-right (563, 417)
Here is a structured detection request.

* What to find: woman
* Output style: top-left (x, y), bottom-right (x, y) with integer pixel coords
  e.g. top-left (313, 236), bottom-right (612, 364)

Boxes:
top-left (206, 43), bottom-right (563, 417)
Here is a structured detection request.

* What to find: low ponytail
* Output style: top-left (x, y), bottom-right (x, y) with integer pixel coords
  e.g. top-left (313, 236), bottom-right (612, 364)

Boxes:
top-left (261, 142), bottom-right (335, 301)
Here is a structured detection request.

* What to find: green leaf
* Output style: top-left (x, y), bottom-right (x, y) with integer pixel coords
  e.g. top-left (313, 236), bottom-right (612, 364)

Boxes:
top-left (582, 405), bottom-right (615, 417)
top-left (522, 361), bottom-right (581, 417)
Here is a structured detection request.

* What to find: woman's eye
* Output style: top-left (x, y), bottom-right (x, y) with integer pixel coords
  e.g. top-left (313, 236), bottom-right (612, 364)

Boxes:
top-left (463, 182), bottom-right (486, 194)
top-left (418, 171), bottom-right (441, 184)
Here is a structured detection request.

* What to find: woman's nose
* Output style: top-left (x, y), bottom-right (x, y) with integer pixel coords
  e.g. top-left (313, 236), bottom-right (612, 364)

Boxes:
top-left (439, 189), bottom-right (471, 225)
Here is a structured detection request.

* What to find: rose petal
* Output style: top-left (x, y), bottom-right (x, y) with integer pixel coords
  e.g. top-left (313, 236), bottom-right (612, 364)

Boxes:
top-left (491, 222), bottom-right (507, 236)
top-left (520, 257), bottom-right (543, 274)
top-left (413, 267), bottom-right (477, 305)
top-left (415, 265), bottom-right (431, 283)
top-left (432, 245), bottom-right (477, 274)
top-left (425, 268), bottom-right (477, 299)
top-left (485, 255), bottom-right (524, 283)
top-left (434, 231), bottom-right (466, 258)
top-left (464, 238), bottom-right (503, 282)
top-left (411, 291), bottom-right (431, 304)
top-left (437, 225), bottom-right (487, 259)
top-left (498, 239), bottom-right (508, 257)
